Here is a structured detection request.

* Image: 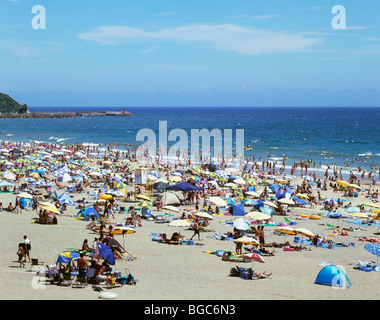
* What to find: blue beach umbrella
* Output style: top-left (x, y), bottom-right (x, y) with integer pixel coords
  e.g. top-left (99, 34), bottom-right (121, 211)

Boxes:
top-left (56, 251), bottom-right (80, 268)
top-left (233, 218), bottom-right (251, 231)
top-left (98, 242), bottom-right (115, 265)
top-left (364, 243), bottom-right (380, 267)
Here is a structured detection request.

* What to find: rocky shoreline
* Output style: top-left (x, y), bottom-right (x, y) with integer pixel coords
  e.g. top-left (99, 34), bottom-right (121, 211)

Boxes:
top-left (0, 111), bottom-right (133, 118)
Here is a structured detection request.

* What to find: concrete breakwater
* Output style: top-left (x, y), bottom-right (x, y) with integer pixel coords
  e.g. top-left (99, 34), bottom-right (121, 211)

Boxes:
top-left (0, 111), bottom-right (133, 118)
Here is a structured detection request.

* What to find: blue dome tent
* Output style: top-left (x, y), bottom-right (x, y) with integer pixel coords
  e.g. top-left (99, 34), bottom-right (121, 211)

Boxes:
top-left (230, 203), bottom-right (246, 216)
top-left (77, 207), bottom-right (100, 221)
top-left (58, 192), bottom-right (75, 206)
top-left (315, 265), bottom-right (351, 288)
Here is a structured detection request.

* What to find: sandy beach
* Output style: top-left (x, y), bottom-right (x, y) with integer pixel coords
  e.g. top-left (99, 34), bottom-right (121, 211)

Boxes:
top-left (0, 143), bottom-right (379, 302)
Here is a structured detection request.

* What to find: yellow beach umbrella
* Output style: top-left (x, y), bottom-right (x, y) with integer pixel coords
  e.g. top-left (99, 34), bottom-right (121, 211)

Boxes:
top-left (363, 202), bottom-right (380, 208)
top-left (275, 226), bottom-right (296, 235)
top-left (337, 180), bottom-right (348, 186)
top-left (351, 212), bottom-right (368, 218)
top-left (169, 176), bottom-right (182, 182)
top-left (110, 227), bottom-right (136, 235)
top-left (136, 201), bottom-right (152, 207)
top-left (246, 179), bottom-right (257, 186)
top-left (135, 194), bottom-right (151, 201)
top-left (40, 204), bottom-right (60, 215)
top-left (294, 228), bottom-right (314, 237)
top-left (234, 236), bottom-right (260, 246)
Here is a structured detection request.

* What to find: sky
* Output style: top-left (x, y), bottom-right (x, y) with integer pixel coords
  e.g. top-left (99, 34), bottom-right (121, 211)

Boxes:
top-left (0, 0), bottom-right (379, 107)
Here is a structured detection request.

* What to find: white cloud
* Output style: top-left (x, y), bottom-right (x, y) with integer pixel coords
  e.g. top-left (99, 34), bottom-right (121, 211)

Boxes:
top-left (78, 24), bottom-right (320, 55)
top-left (233, 14), bottom-right (282, 20)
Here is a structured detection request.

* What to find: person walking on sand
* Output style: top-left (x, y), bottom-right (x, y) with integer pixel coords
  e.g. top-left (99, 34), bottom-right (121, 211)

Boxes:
top-left (17, 244), bottom-right (25, 268)
top-left (190, 217), bottom-right (202, 241)
top-left (23, 235), bottom-right (31, 263)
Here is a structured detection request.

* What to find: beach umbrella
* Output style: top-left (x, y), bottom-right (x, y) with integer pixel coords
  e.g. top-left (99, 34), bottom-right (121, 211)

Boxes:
top-left (98, 242), bottom-right (115, 265)
top-left (278, 198), bottom-right (295, 205)
top-left (234, 178), bottom-right (246, 185)
top-left (363, 202), bottom-right (380, 208)
top-left (234, 236), bottom-right (260, 246)
top-left (245, 211), bottom-right (271, 221)
top-left (40, 204), bottom-right (60, 215)
top-left (136, 194), bottom-right (151, 201)
top-left (99, 194), bottom-right (113, 200)
top-left (233, 218), bottom-right (251, 231)
top-left (259, 206), bottom-right (273, 216)
top-left (2, 172), bottom-right (16, 180)
top-left (18, 192), bottom-right (34, 199)
top-left (168, 219), bottom-right (191, 232)
top-left (56, 251), bottom-right (80, 268)
top-left (364, 243), bottom-right (380, 266)
top-left (110, 227), bottom-right (136, 248)
top-left (294, 228), bottom-right (314, 238)
top-left (263, 201), bottom-right (277, 208)
top-left (246, 179), bottom-right (257, 186)
top-left (244, 199), bottom-right (259, 207)
top-left (168, 219), bottom-right (190, 228)
top-left (209, 196), bottom-right (227, 207)
top-left (337, 180), bottom-right (349, 186)
top-left (350, 212), bottom-right (368, 218)
top-left (194, 211), bottom-right (214, 220)
top-left (225, 182), bottom-right (237, 188)
top-left (110, 227), bottom-right (136, 235)
top-left (347, 183), bottom-right (361, 190)
top-left (242, 252), bottom-right (265, 263)
top-left (275, 226), bottom-right (296, 235)
top-left (345, 207), bottom-right (360, 213)
top-left (162, 205), bottom-right (180, 213)
top-left (136, 201), bottom-right (152, 207)
top-left (0, 179), bottom-right (14, 187)
top-left (169, 176), bottom-right (182, 182)
top-left (246, 191), bottom-right (260, 198)
top-left (296, 193), bottom-right (309, 200)
top-left (275, 226), bottom-right (296, 242)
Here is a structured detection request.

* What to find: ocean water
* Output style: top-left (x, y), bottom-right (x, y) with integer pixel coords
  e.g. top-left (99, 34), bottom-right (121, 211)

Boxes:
top-left (1, 106), bottom-right (379, 174)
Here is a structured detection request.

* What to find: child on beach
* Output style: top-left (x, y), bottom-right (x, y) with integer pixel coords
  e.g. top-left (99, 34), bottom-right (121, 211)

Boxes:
top-left (17, 245), bottom-right (25, 268)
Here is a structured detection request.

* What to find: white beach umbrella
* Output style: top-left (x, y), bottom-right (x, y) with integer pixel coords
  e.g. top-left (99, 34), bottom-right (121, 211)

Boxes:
top-left (209, 196), bottom-right (227, 207)
top-left (245, 211), bottom-right (271, 221)
top-left (194, 211), bottom-right (214, 220)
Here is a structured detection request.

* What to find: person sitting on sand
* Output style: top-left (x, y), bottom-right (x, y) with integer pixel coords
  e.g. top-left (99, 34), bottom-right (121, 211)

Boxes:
top-left (82, 239), bottom-right (91, 252)
top-left (7, 202), bottom-right (14, 212)
top-left (95, 266), bottom-right (112, 287)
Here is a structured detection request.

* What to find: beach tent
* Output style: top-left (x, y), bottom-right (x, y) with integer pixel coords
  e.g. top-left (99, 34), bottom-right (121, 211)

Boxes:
top-left (0, 180), bottom-right (13, 187)
top-left (102, 236), bottom-right (127, 255)
top-left (58, 192), bottom-right (75, 206)
top-left (155, 191), bottom-right (181, 206)
top-left (166, 181), bottom-right (203, 192)
top-left (153, 181), bottom-right (169, 190)
top-left (231, 203), bottom-right (246, 216)
top-left (19, 197), bottom-right (33, 208)
top-left (57, 173), bottom-right (72, 182)
top-left (292, 195), bottom-right (310, 206)
top-left (77, 207), bottom-right (100, 221)
top-left (268, 184), bottom-right (281, 193)
top-left (315, 265), bottom-right (351, 288)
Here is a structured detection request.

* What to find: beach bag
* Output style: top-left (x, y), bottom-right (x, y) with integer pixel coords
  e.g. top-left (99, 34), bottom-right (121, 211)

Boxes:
top-left (124, 268), bottom-right (136, 285)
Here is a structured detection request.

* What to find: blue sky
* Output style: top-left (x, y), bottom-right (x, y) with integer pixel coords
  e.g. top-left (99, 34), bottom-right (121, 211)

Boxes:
top-left (0, 0), bottom-right (379, 107)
